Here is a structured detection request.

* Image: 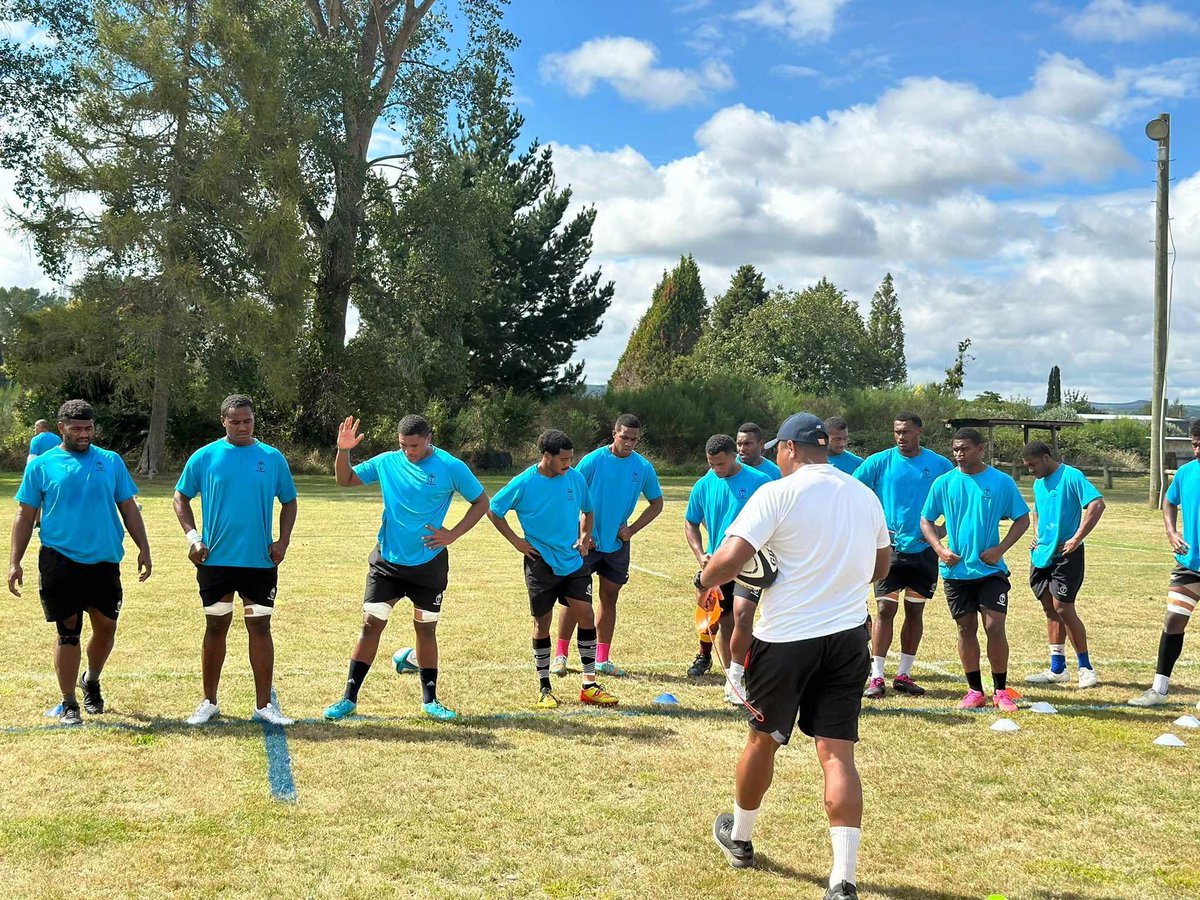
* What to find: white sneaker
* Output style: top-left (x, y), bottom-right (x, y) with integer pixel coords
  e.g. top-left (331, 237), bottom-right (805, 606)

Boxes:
top-left (186, 699), bottom-right (220, 725)
top-left (724, 679), bottom-right (744, 706)
top-left (1128, 688), bottom-right (1168, 707)
top-left (550, 656), bottom-right (568, 677)
top-left (252, 703), bottom-right (294, 726)
top-left (1077, 667), bottom-right (1098, 689)
top-left (1025, 668), bottom-right (1071, 684)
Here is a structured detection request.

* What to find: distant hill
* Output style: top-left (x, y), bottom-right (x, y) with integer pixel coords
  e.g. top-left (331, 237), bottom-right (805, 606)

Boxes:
top-left (1092, 400), bottom-right (1200, 417)
top-left (582, 383), bottom-right (607, 397)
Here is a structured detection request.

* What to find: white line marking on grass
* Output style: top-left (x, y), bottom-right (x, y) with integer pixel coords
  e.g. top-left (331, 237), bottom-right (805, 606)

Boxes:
top-left (630, 564), bottom-right (672, 579)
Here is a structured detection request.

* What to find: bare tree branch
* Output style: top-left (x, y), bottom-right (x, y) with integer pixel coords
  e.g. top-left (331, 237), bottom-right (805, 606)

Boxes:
top-left (305, 0), bottom-right (328, 37)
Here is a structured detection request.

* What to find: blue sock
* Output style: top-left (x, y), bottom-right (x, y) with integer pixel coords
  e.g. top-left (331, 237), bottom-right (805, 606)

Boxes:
top-left (1049, 643), bottom-right (1066, 674)
top-left (1077, 651), bottom-right (1091, 671)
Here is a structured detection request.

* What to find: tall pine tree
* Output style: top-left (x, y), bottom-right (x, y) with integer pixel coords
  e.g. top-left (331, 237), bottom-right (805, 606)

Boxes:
top-left (866, 273), bottom-right (907, 386)
top-left (1046, 365), bottom-right (1062, 406)
top-left (610, 255), bottom-right (706, 391)
top-left (710, 264), bottom-right (767, 334)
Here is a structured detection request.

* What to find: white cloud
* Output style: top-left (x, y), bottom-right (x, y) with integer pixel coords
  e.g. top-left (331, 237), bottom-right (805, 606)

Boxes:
top-left (1063, 0), bottom-right (1198, 43)
top-left (0, 19), bottom-right (56, 48)
top-left (734, 0), bottom-right (850, 43)
top-left (539, 37), bottom-right (733, 110)
top-left (772, 64), bottom-right (822, 78)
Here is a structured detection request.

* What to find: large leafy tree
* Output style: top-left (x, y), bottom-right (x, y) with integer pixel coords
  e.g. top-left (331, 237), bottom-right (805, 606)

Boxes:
top-left (610, 254), bottom-right (706, 391)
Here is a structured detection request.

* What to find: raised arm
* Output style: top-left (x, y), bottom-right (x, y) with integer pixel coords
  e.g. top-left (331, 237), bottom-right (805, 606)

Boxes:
top-left (335, 416), bottom-right (366, 487)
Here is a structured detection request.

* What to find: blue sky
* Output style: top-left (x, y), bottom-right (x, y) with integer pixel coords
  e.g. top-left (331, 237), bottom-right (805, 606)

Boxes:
top-left (488, 0), bottom-right (1200, 400)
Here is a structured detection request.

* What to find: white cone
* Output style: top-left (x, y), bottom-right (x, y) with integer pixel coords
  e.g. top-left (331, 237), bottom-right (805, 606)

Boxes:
top-left (1153, 733), bottom-right (1186, 747)
top-left (991, 718), bottom-right (1020, 733)
top-left (1172, 715), bottom-right (1200, 729)
top-left (1029, 701), bottom-right (1058, 714)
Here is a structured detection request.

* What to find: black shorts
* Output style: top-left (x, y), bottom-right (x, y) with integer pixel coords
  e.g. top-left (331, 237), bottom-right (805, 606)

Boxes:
top-left (586, 542), bottom-right (631, 585)
top-left (1029, 547), bottom-right (1085, 604)
top-left (1169, 564), bottom-right (1200, 589)
top-left (197, 564), bottom-right (279, 608)
top-left (745, 624), bottom-right (871, 745)
top-left (875, 548), bottom-right (938, 600)
top-left (524, 555), bottom-right (592, 618)
top-left (363, 548), bottom-right (448, 614)
top-left (38, 545), bottom-right (123, 622)
top-left (716, 581), bottom-right (761, 613)
top-left (944, 575), bottom-right (1011, 619)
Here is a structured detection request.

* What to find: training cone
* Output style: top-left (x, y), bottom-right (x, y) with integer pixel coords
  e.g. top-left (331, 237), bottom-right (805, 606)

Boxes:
top-left (1153, 733), bottom-right (1186, 747)
top-left (991, 718), bottom-right (1020, 733)
top-left (1173, 715), bottom-right (1200, 729)
top-left (1029, 701), bottom-right (1058, 714)
top-left (653, 692), bottom-right (679, 707)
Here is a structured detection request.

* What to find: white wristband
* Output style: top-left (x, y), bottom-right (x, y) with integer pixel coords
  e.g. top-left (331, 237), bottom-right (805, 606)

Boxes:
top-left (185, 529), bottom-right (202, 546)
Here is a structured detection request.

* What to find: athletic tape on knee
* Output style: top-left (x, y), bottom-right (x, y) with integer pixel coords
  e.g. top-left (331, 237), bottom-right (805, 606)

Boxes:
top-left (902, 591), bottom-right (928, 604)
top-left (205, 601), bottom-right (235, 616)
top-left (55, 617), bottom-right (82, 645)
top-left (245, 603), bottom-right (273, 618)
top-left (1167, 590), bottom-right (1196, 616)
top-left (413, 608), bottom-right (440, 623)
top-left (363, 601), bottom-right (393, 621)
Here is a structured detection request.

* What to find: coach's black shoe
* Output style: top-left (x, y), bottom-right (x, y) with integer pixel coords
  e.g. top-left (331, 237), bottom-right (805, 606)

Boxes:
top-left (824, 881), bottom-right (858, 900)
top-left (712, 813), bottom-right (754, 869)
top-left (892, 674), bottom-right (926, 696)
top-left (79, 673), bottom-right (104, 714)
top-left (687, 653), bottom-right (713, 677)
top-left (59, 703), bottom-right (83, 726)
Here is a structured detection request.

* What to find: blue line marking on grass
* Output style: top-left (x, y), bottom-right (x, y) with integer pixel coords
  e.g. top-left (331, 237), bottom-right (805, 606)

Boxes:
top-left (261, 688), bottom-right (297, 804)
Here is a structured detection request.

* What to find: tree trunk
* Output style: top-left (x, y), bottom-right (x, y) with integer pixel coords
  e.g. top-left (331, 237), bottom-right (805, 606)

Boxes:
top-left (139, 315), bottom-right (175, 476)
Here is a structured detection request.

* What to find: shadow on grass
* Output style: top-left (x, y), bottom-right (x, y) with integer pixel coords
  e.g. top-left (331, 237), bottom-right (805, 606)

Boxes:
top-left (754, 855), bottom-right (979, 900)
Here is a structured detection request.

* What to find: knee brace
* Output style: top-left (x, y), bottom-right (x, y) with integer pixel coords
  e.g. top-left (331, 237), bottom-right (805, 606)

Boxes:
top-left (55, 616), bottom-right (82, 646)
top-left (363, 601), bottom-right (393, 621)
top-left (205, 601), bottom-right (235, 617)
top-left (1168, 590), bottom-right (1196, 617)
top-left (245, 604), bottom-right (273, 618)
top-left (413, 608), bottom-right (440, 624)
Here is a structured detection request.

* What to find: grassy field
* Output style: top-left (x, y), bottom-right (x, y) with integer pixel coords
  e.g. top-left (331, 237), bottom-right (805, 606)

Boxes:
top-left (1, 471), bottom-right (1199, 899)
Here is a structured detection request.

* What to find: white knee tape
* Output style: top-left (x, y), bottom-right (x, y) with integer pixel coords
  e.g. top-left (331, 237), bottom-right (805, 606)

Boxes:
top-left (413, 608), bottom-right (441, 623)
top-left (205, 601), bottom-right (235, 616)
top-left (245, 604), bottom-right (273, 618)
top-left (1167, 591), bottom-right (1196, 616)
top-left (902, 592), bottom-right (928, 604)
top-left (363, 601), bottom-right (393, 621)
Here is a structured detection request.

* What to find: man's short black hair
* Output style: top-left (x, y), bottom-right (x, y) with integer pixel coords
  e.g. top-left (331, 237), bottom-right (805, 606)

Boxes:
top-left (1022, 441), bottom-right (1053, 460)
top-left (736, 422), bottom-right (763, 439)
top-left (895, 412), bottom-right (923, 429)
top-left (220, 394), bottom-right (254, 417)
top-left (538, 429), bottom-right (574, 456)
top-left (953, 427), bottom-right (984, 446)
top-left (615, 413), bottom-right (641, 430)
top-left (58, 399), bottom-right (94, 422)
top-left (1190, 420), bottom-right (1200, 440)
top-left (398, 414), bottom-right (432, 437)
top-left (705, 434), bottom-right (736, 457)
top-left (824, 415), bottom-right (849, 432)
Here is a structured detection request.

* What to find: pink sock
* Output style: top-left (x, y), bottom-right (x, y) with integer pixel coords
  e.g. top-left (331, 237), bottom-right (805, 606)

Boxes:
top-left (555, 639), bottom-right (570, 658)
top-left (596, 642), bottom-right (611, 665)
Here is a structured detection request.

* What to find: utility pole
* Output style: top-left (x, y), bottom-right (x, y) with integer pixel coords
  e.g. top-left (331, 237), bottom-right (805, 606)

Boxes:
top-left (1146, 113), bottom-right (1170, 508)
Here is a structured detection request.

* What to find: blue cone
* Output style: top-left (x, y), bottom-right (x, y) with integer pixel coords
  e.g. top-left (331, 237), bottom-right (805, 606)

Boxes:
top-left (653, 692), bottom-right (679, 706)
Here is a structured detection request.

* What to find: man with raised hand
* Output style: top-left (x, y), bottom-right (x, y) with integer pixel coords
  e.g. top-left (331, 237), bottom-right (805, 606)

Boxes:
top-left (8, 399), bottom-right (152, 725)
top-left (854, 413), bottom-right (953, 698)
top-left (1130, 420), bottom-right (1200, 707)
top-left (705, 413), bottom-right (889, 900)
top-left (552, 413), bottom-right (663, 678)
top-left (825, 416), bottom-right (863, 475)
top-left (324, 414), bottom-right (489, 722)
top-left (488, 429), bottom-right (617, 709)
top-left (920, 428), bottom-right (1030, 713)
top-left (175, 394), bottom-right (298, 726)
top-left (684, 434), bottom-right (771, 702)
top-left (1022, 441), bottom-right (1105, 689)
top-left (736, 423), bottom-right (781, 480)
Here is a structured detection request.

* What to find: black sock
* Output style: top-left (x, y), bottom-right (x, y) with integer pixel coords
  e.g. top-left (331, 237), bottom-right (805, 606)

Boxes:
top-left (966, 670), bottom-right (984, 692)
top-left (533, 636), bottom-right (551, 691)
top-left (83, 670), bottom-right (98, 686)
top-left (419, 667), bottom-right (438, 704)
top-left (578, 627), bottom-right (597, 680)
top-left (344, 659), bottom-right (371, 702)
top-left (699, 640), bottom-right (713, 657)
top-left (1157, 631), bottom-right (1186, 678)
top-left (993, 671), bottom-right (1007, 692)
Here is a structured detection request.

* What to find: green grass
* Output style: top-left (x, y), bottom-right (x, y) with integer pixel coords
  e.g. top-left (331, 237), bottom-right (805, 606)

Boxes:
top-left (1, 472), bottom-right (1198, 899)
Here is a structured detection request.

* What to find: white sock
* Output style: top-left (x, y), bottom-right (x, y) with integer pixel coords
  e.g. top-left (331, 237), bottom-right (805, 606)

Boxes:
top-left (729, 662), bottom-right (745, 684)
top-left (732, 803), bottom-right (759, 841)
top-left (871, 656), bottom-right (885, 679)
top-left (1153, 673), bottom-right (1170, 695)
top-left (829, 826), bottom-right (861, 888)
top-left (898, 653), bottom-right (916, 677)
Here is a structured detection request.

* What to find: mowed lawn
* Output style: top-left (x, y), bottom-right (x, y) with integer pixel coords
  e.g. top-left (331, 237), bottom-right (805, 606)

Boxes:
top-left (1, 471), bottom-right (1199, 899)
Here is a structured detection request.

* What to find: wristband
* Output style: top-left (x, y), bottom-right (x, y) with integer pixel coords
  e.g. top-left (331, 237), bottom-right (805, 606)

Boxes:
top-left (185, 529), bottom-right (202, 546)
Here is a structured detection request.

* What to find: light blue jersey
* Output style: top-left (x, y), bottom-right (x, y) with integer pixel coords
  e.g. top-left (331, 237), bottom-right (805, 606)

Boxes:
top-left (742, 456), bottom-right (782, 480)
top-left (1167, 460), bottom-right (1200, 571)
top-left (354, 447), bottom-right (484, 567)
top-left (855, 447), bottom-right (954, 553)
top-left (176, 439), bottom-right (298, 569)
top-left (16, 445), bottom-right (138, 564)
top-left (490, 465), bottom-right (593, 576)
top-left (29, 431), bottom-right (60, 457)
top-left (576, 446), bottom-right (662, 553)
top-left (921, 466), bottom-right (1029, 580)
top-left (685, 464), bottom-right (772, 554)
top-left (1031, 464), bottom-right (1103, 569)
top-left (829, 450), bottom-right (863, 475)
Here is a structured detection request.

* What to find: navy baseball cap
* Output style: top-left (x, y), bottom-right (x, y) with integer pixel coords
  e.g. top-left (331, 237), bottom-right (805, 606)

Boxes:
top-left (764, 413), bottom-right (829, 449)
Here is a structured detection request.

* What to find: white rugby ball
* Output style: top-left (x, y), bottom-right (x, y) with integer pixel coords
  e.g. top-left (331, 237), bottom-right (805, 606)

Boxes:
top-left (736, 546), bottom-right (779, 590)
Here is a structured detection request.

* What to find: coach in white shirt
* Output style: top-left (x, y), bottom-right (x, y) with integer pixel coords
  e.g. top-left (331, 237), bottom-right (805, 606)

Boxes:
top-left (699, 413), bottom-right (890, 900)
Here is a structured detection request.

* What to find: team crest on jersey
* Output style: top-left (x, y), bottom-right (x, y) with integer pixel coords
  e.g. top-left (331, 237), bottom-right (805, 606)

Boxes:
top-left (256, 460), bottom-right (266, 473)
top-left (567, 488), bottom-right (574, 499)
top-left (427, 473), bottom-right (437, 485)
top-left (922, 468), bottom-right (931, 478)
top-left (739, 489), bottom-right (748, 498)
top-left (95, 460), bottom-right (105, 472)
top-left (982, 488), bottom-right (993, 501)
top-left (632, 472), bottom-right (640, 482)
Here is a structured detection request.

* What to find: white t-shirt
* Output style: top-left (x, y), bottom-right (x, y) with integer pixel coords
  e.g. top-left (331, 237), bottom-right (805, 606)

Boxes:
top-left (726, 463), bottom-right (890, 643)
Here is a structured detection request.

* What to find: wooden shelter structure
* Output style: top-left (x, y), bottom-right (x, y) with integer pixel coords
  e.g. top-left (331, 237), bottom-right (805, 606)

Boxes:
top-left (944, 417), bottom-right (1085, 462)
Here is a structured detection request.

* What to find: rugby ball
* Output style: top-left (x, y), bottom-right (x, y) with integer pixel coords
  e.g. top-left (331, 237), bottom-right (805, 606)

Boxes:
top-left (736, 547), bottom-right (779, 590)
